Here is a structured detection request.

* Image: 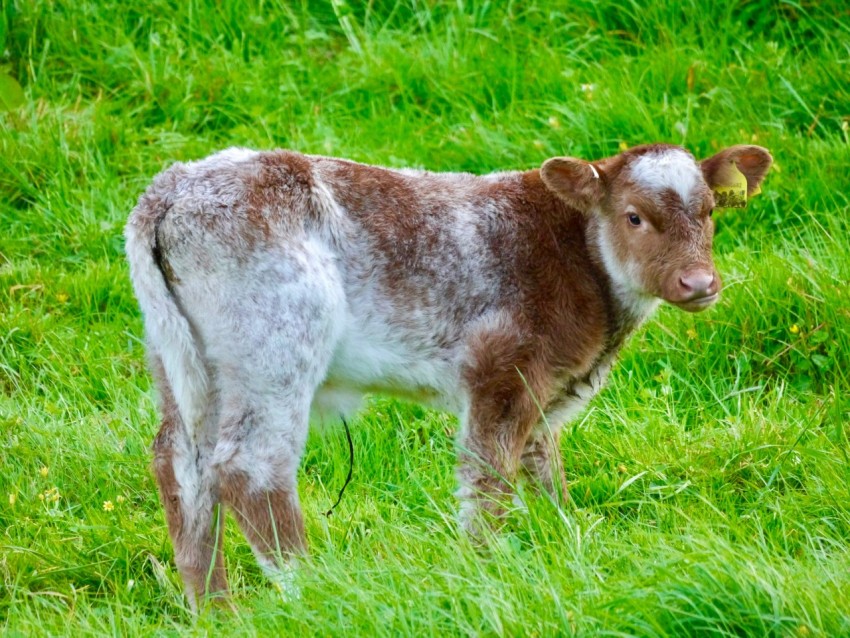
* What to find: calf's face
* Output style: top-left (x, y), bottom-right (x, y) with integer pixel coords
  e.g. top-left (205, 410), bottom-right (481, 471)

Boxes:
top-left (541, 144), bottom-right (773, 312)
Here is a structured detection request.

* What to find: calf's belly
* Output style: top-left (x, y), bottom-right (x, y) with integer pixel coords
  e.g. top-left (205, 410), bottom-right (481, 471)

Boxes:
top-left (309, 329), bottom-right (465, 426)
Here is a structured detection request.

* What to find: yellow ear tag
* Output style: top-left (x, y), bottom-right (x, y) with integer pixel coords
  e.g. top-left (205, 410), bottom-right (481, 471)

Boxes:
top-left (712, 161), bottom-right (748, 208)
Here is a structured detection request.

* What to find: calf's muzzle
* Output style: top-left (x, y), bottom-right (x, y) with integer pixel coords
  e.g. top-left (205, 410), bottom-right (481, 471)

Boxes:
top-left (669, 268), bottom-right (720, 312)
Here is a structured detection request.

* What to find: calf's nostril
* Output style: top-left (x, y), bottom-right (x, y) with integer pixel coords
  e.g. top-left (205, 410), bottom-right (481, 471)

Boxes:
top-left (679, 271), bottom-right (715, 297)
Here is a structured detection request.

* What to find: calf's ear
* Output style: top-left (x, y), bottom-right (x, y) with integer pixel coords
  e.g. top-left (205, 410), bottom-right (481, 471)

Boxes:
top-left (540, 157), bottom-right (605, 213)
top-left (701, 145), bottom-right (773, 205)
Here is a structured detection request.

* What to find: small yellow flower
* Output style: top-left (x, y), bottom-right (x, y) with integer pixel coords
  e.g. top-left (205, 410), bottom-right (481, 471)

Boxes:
top-left (116, 495), bottom-right (126, 504)
top-left (9, 493), bottom-right (16, 506)
top-left (618, 141), bottom-right (629, 152)
top-left (103, 500), bottom-right (114, 512)
top-left (39, 466), bottom-right (49, 477)
top-left (686, 328), bottom-right (698, 340)
top-left (38, 493), bottom-right (45, 501)
top-left (56, 292), bottom-right (69, 303)
top-left (789, 324), bottom-right (800, 335)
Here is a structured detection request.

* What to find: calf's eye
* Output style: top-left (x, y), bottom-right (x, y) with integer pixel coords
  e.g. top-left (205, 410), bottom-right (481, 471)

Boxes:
top-left (627, 213), bottom-right (642, 226)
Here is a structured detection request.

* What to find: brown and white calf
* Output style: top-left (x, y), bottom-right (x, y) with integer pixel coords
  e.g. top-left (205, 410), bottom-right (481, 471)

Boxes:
top-left (125, 143), bottom-right (771, 606)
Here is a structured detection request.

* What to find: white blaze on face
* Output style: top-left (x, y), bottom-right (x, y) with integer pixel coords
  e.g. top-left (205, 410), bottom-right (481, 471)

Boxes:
top-left (629, 149), bottom-right (702, 204)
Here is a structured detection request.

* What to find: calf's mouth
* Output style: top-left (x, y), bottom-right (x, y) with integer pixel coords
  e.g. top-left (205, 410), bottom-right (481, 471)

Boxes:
top-left (670, 292), bottom-right (719, 313)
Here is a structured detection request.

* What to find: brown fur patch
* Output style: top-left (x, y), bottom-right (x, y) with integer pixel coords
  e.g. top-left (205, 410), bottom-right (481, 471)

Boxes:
top-left (320, 159), bottom-right (468, 294)
top-left (511, 170), bottom-right (611, 372)
top-left (243, 151), bottom-right (320, 233)
top-left (219, 471), bottom-right (307, 559)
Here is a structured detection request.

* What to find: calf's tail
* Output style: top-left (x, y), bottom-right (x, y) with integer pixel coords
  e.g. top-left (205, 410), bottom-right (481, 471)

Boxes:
top-left (124, 169), bottom-right (208, 439)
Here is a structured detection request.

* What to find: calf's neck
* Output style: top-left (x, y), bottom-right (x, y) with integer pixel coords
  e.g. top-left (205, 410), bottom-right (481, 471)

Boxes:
top-left (125, 143), bottom-right (772, 607)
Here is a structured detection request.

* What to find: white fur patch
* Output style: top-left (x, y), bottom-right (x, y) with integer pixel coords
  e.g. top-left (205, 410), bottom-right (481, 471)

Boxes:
top-left (203, 147), bottom-right (259, 165)
top-left (630, 149), bottom-right (701, 204)
top-left (595, 220), bottom-right (661, 321)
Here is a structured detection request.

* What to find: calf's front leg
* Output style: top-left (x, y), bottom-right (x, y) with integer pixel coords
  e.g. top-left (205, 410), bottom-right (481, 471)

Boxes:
top-left (456, 414), bottom-right (532, 534)
top-left (520, 427), bottom-right (570, 504)
top-left (457, 320), bottom-right (547, 533)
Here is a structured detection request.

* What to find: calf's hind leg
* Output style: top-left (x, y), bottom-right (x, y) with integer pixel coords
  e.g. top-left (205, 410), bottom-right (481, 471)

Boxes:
top-left (215, 395), bottom-right (311, 592)
top-left (201, 249), bottom-right (343, 591)
top-left (151, 358), bottom-right (228, 609)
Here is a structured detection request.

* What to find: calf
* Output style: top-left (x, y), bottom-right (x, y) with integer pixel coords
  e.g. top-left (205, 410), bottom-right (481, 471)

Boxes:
top-left (125, 143), bottom-right (771, 607)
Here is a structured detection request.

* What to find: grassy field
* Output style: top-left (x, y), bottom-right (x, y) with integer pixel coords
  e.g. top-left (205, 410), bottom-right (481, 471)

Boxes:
top-left (2, 0), bottom-right (850, 635)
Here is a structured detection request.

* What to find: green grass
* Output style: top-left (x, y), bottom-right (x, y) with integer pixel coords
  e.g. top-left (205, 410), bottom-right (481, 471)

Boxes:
top-left (2, 0), bottom-right (850, 635)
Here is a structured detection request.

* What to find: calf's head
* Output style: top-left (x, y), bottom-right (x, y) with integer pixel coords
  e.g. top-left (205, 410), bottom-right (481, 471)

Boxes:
top-left (541, 144), bottom-right (772, 312)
